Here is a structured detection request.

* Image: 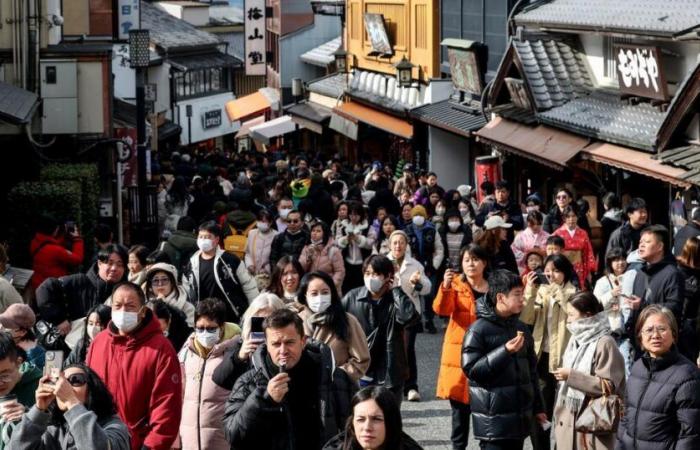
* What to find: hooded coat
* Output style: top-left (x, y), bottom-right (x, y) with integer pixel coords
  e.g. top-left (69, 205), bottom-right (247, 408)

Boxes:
top-left (87, 309), bottom-right (183, 450)
top-left (145, 263), bottom-right (195, 327)
top-left (462, 297), bottom-right (544, 441)
top-left (159, 230), bottom-right (198, 276)
top-left (30, 233), bottom-right (84, 291)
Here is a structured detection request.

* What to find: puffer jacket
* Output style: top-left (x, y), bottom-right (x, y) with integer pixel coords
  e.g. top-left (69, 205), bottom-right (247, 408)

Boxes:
top-left (179, 324), bottom-right (241, 450)
top-left (146, 262), bottom-right (196, 327)
top-left (244, 228), bottom-right (278, 275)
top-left (159, 230), bottom-right (198, 277)
top-left (222, 342), bottom-right (355, 450)
top-left (36, 264), bottom-right (123, 325)
top-left (433, 277), bottom-right (478, 404)
top-left (299, 239), bottom-right (346, 294)
top-left (269, 229), bottom-right (309, 267)
top-left (462, 296), bottom-right (543, 441)
top-left (341, 286), bottom-right (419, 387)
top-left (30, 233), bottom-right (84, 291)
top-left (616, 347), bottom-right (700, 450)
top-left (182, 248), bottom-right (259, 323)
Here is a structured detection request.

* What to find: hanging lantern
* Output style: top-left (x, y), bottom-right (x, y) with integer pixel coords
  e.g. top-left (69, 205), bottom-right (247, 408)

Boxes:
top-left (394, 56), bottom-right (414, 87)
top-left (334, 48), bottom-right (348, 73)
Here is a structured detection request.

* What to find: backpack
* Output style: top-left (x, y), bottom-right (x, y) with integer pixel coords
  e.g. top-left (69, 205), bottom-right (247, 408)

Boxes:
top-left (224, 222), bottom-right (256, 259)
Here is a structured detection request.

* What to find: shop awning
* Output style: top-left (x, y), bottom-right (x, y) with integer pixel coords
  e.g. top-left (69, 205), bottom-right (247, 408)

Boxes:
top-left (169, 52), bottom-right (242, 71)
top-left (332, 102), bottom-right (413, 139)
top-left (249, 115), bottom-right (302, 144)
top-left (300, 36), bottom-right (341, 67)
top-left (475, 117), bottom-right (590, 170)
top-left (225, 92), bottom-right (270, 122)
top-left (236, 116), bottom-right (266, 139)
top-left (287, 102), bottom-right (332, 134)
top-left (0, 80), bottom-right (40, 125)
top-left (580, 142), bottom-right (691, 188)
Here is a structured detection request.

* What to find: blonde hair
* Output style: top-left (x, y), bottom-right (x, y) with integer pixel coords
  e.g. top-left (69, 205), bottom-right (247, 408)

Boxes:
top-left (240, 293), bottom-right (285, 338)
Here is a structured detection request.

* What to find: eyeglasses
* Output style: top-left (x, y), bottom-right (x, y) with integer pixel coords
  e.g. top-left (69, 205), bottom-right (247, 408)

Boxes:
top-left (66, 373), bottom-right (88, 387)
top-left (151, 277), bottom-right (170, 286)
top-left (641, 325), bottom-right (670, 337)
top-left (195, 326), bottom-right (219, 333)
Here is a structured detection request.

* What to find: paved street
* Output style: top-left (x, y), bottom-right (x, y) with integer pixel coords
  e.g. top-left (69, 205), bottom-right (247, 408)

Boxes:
top-left (402, 327), bottom-right (533, 450)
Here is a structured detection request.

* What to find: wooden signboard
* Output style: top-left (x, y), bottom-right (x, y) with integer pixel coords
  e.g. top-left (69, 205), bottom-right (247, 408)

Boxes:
top-left (615, 44), bottom-right (669, 101)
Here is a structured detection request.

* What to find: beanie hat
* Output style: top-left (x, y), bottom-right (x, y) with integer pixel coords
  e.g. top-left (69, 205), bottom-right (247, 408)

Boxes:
top-left (411, 205), bottom-right (428, 218)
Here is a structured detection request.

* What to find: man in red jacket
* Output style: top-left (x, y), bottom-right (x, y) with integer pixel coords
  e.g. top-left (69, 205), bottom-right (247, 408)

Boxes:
top-left (30, 216), bottom-right (84, 291)
top-left (87, 282), bottom-right (182, 450)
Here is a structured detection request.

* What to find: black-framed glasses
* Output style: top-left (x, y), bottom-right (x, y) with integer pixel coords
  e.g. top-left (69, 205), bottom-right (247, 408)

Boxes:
top-left (67, 373), bottom-right (88, 387)
top-left (195, 326), bottom-right (219, 333)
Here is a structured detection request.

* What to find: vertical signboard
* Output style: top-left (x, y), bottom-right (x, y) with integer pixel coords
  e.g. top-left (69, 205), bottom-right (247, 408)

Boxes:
top-left (245, 0), bottom-right (266, 75)
top-left (118, 0), bottom-right (141, 40)
top-left (115, 127), bottom-right (138, 187)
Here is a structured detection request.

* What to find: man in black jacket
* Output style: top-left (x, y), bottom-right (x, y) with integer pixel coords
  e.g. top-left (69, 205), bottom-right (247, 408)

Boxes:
top-left (269, 210), bottom-right (309, 267)
top-left (341, 255), bottom-right (419, 404)
top-left (673, 207), bottom-right (700, 256)
top-left (223, 309), bottom-right (354, 450)
top-left (462, 270), bottom-right (546, 450)
top-left (606, 197), bottom-right (648, 256)
top-left (475, 180), bottom-right (524, 241)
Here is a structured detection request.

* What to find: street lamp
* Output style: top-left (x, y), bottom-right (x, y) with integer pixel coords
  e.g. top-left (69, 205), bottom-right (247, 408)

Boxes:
top-left (129, 29), bottom-right (150, 238)
top-left (334, 48), bottom-right (348, 73)
top-left (395, 56), bottom-right (414, 87)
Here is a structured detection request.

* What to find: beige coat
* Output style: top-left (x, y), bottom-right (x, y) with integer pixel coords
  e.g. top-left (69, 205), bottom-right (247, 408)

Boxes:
top-left (553, 335), bottom-right (626, 450)
top-left (298, 305), bottom-right (370, 382)
top-left (521, 282), bottom-right (577, 372)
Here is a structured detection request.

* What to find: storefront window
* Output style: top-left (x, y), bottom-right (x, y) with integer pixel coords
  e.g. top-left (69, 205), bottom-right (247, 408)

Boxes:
top-left (174, 67), bottom-right (230, 101)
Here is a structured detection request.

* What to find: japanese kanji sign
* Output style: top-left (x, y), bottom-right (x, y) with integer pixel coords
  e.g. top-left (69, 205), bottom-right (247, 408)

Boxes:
top-left (245, 0), bottom-right (266, 76)
top-left (615, 44), bottom-right (669, 101)
top-left (117, 0), bottom-right (140, 40)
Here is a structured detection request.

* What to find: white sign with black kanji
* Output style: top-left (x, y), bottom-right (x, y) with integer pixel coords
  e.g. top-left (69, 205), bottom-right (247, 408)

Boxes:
top-left (245, 0), bottom-right (266, 76)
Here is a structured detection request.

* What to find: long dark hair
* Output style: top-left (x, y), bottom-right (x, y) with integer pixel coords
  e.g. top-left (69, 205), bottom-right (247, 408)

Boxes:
top-left (297, 271), bottom-right (348, 340)
top-left (78, 304), bottom-right (112, 363)
top-left (375, 215), bottom-right (400, 252)
top-left (148, 299), bottom-right (191, 351)
top-left (308, 221), bottom-right (331, 246)
top-left (269, 256), bottom-right (305, 298)
top-left (168, 176), bottom-right (189, 205)
top-left (343, 386), bottom-right (403, 450)
top-left (544, 253), bottom-right (576, 285)
top-left (49, 364), bottom-right (117, 425)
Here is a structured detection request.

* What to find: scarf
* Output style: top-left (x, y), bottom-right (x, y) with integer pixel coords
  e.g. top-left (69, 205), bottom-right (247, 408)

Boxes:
top-left (558, 311), bottom-right (611, 413)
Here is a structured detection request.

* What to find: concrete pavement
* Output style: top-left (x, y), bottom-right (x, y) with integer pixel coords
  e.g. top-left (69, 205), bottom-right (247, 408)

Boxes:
top-left (401, 327), bottom-right (534, 450)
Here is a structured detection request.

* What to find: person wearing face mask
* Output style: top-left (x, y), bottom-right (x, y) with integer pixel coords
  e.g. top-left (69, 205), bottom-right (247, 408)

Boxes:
top-left (431, 200), bottom-right (449, 234)
top-left (182, 221), bottom-right (259, 324)
top-left (300, 222), bottom-right (346, 295)
top-left (275, 197), bottom-right (294, 234)
top-left (512, 211), bottom-right (550, 275)
top-left (269, 210), bottom-right (310, 268)
top-left (440, 210), bottom-right (473, 271)
top-left (337, 202), bottom-right (375, 293)
top-left (404, 205), bottom-right (444, 334)
top-left (179, 298), bottom-right (241, 450)
top-left (295, 272), bottom-right (369, 383)
top-left (36, 244), bottom-right (128, 338)
top-left (87, 282), bottom-right (182, 450)
top-left (243, 210), bottom-right (278, 291)
top-left (341, 255), bottom-right (419, 405)
top-left (64, 304), bottom-right (111, 367)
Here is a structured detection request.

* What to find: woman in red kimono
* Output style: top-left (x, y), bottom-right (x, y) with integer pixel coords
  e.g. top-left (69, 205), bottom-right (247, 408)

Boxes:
top-left (554, 205), bottom-right (596, 289)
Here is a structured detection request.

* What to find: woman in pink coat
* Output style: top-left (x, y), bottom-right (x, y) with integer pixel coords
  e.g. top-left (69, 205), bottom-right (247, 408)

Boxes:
top-left (299, 221), bottom-right (345, 295)
top-left (511, 211), bottom-right (549, 274)
top-left (554, 206), bottom-right (596, 289)
top-left (179, 298), bottom-right (241, 450)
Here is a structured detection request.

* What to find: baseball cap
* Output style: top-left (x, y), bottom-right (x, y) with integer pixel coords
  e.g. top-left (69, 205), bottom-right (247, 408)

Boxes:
top-left (0, 304), bottom-right (36, 330)
top-left (484, 215), bottom-right (513, 230)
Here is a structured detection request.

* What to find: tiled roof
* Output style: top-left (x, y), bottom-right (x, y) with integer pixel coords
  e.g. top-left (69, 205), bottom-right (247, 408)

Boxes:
top-left (0, 80), bottom-right (39, 125)
top-left (656, 146), bottom-right (700, 184)
top-left (307, 72), bottom-right (348, 98)
top-left (348, 70), bottom-right (423, 113)
top-left (537, 92), bottom-right (666, 151)
top-left (143, 2), bottom-right (221, 51)
top-left (286, 101), bottom-right (332, 123)
top-left (300, 37), bottom-right (341, 67)
top-left (516, 0), bottom-right (700, 37)
top-left (411, 100), bottom-right (486, 137)
top-left (513, 37), bottom-right (593, 111)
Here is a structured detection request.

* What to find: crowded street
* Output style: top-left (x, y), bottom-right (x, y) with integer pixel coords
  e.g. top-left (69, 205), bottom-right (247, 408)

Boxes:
top-left (3, 1), bottom-right (700, 450)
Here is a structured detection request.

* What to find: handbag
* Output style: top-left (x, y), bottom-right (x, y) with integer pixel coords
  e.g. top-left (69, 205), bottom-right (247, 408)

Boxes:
top-left (574, 378), bottom-right (623, 434)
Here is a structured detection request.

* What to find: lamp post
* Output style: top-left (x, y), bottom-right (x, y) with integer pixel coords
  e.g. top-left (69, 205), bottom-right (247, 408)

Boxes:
top-left (395, 56), bottom-right (414, 87)
top-left (129, 29), bottom-right (150, 230)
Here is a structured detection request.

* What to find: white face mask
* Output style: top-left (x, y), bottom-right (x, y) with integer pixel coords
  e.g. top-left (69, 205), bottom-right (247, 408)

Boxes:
top-left (257, 222), bottom-right (270, 232)
top-left (87, 325), bottom-right (102, 340)
top-left (197, 238), bottom-right (215, 253)
top-left (364, 276), bottom-right (385, 294)
top-left (412, 216), bottom-right (425, 227)
top-left (459, 208), bottom-right (469, 217)
top-left (448, 221), bottom-right (461, 232)
top-left (196, 329), bottom-right (221, 348)
top-left (435, 207), bottom-right (446, 216)
top-left (279, 208), bottom-right (292, 220)
top-left (307, 294), bottom-right (332, 313)
top-left (112, 309), bottom-right (141, 333)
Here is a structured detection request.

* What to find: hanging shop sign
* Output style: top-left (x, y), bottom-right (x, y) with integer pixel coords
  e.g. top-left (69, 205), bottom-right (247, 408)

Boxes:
top-left (615, 44), bottom-right (669, 101)
top-left (245, 0), bottom-right (266, 75)
top-left (442, 39), bottom-right (485, 97)
top-left (364, 13), bottom-right (393, 56)
top-left (202, 109), bottom-right (223, 129)
top-left (117, 0), bottom-right (140, 40)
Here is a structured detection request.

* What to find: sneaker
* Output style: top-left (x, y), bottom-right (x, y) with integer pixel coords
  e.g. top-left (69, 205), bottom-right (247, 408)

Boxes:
top-left (407, 389), bottom-right (421, 402)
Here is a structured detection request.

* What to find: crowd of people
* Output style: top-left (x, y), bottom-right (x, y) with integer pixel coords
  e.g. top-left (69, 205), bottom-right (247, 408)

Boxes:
top-left (0, 147), bottom-right (698, 450)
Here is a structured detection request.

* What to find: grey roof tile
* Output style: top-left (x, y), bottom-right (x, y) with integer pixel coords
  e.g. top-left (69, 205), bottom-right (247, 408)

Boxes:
top-left (0, 80), bottom-right (39, 125)
top-left (307, 72), bottom-right (348, 98)
top-left (411, 100), bottom-right (487, 137)
top-left (142, 2), bottom-right (221, 52)
top-left (516, 0), bottom-right (700, 36)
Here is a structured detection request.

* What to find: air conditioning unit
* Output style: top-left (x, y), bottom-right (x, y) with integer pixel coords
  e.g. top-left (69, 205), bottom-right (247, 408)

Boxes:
top-left (41, 59), bottom-right (78, 134)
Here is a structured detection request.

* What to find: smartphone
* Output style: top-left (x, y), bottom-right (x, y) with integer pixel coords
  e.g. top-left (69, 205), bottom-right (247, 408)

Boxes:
top-left (250, 316), bottom-right (265, 342)
top-left (536, 271), bottom-right (549, 285)
top-left (44, 350), bottom-right (64, 383)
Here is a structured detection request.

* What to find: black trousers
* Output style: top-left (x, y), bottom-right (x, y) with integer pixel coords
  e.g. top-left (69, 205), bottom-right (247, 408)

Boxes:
top-left (342, 262), bottom-right (363, 293)
top-left (479, 439), bottom-right (524, 450)
top-left (449, 400), bottom-right (470, 450)
top-left (403, 324), bottom-right (419, 392)
top-left (533, 352), bottom-right (556, 450)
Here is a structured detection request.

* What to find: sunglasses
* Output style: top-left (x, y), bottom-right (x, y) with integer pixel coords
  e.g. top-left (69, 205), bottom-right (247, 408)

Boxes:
top-left (66, 373), bottom-right (88, 387)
